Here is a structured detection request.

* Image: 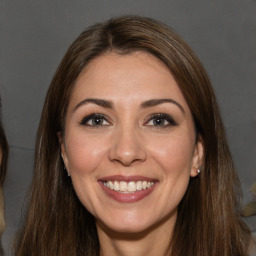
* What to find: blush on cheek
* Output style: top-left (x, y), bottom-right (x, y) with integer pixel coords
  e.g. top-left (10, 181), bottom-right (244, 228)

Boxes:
top-left (154, 141), bottom-right (193, 170)
top-left (66, 141), bottom-right (107, 175)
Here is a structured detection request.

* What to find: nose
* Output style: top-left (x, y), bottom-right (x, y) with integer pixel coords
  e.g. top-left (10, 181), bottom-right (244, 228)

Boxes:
top-left (109, 126), bottom-right (147, 166)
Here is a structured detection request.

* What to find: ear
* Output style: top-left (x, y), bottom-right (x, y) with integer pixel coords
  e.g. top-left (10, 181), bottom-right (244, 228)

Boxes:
top-left (57, 131), bottom-right (70, 173)
top-left (190, 135), bottom-right (204, 177)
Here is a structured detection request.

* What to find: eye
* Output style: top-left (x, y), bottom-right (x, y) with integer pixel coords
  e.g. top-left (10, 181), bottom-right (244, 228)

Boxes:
top-left (80, 114), bottom-right (110, 126)
top-left (145, 113), bottom-right (177, 127)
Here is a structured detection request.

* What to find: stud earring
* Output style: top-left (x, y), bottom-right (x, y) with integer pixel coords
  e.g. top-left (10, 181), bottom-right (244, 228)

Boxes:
top-left (197, 169), bottom-right (201, 174)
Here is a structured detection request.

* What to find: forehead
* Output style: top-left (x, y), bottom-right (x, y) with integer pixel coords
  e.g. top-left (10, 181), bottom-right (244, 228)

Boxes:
top-left (69, 52), bottom-right (189, 111)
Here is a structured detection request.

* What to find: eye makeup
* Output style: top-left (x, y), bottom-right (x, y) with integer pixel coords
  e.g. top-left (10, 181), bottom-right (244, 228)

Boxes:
top-left (79, 111), bottom-right (178, 130)
top-left (144, 113), bottom-right (178, 128)
top-left (80, 113), bottom-right (111, 127)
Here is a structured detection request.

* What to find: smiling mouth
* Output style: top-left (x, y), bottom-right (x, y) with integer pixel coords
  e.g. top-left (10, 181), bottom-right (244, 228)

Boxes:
top-left (102, 180), bottom-right (155, 193)
top-left (99, 176), bottom-right (157, 202)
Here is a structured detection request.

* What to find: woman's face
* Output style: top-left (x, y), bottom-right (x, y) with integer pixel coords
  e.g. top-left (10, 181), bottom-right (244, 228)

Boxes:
top-left (60, 52), bottom-right (203, 234)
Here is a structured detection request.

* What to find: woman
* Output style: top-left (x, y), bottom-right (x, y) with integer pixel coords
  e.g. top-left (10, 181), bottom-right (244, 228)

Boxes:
top-left (0, 98), bottom-right (8, 255)
top-left (14, 16), bottom-right (251, 256)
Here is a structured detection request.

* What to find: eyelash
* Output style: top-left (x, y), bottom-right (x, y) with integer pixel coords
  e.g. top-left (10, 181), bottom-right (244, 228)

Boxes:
top-left (80, 114), bottom-right (110, 127)
top-left (79, 113), bottom-right (177, 128)
top-left (145, 113), bottom-right (177, 128)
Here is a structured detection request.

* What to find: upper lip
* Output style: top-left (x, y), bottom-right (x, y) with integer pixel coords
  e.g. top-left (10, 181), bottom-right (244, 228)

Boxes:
top-left (98, 175), bottom-right (158, 182)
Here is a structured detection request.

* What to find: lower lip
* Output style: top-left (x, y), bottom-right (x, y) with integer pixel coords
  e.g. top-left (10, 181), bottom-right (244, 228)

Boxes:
top-left (99, 182), bottom-right (157, 203)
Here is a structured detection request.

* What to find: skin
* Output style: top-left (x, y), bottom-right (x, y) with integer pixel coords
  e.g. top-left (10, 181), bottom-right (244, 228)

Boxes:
top-left (60, 52), bottom-right (204, 256)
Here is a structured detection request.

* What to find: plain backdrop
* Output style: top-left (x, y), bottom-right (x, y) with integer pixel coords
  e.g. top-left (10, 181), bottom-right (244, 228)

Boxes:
top-left (1, 0), bottom-right (256, 255)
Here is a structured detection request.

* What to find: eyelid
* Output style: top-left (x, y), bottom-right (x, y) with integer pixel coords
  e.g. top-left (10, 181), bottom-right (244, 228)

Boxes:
top-left (80, 113), bottom-right (111, 126)
top-left (144, 113), bottom-right (177, 127)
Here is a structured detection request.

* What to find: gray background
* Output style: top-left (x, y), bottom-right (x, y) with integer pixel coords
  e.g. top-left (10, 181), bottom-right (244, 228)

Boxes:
top-left (0, 0), bottom-right (256, 255)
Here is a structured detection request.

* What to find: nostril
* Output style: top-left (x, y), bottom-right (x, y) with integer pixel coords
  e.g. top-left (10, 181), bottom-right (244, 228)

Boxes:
top-left (112, 157), bottom-right (141, 167)
top-left (108, 129), bottom-right (147, 165)
top-left (109, 142), bottom-right (147, 166)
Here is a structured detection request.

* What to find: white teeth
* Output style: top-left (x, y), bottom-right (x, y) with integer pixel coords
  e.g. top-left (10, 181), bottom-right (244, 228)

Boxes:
top-left (114, 181), bottom-right (119, 191)
top-left (103, 180), bottom-right (154, 193)
top-left (127, 181), bottom-right (136, 192)
top-left (142, 181), bottom-right (147, 190)
top-left (109, 181), bottom-right (114, 189)
top-left (119, 181), bottom-right (127, 192)
top-left (136, 181), bottom-right (142, 191)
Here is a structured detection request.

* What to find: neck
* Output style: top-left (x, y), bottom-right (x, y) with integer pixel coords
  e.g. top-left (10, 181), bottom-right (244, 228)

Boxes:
top-left (96, 212), bottom-right (176, 256)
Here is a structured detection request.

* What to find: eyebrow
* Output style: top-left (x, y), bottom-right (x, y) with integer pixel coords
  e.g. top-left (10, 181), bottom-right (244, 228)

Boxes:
top-left (73, 98), bottom-right (113, 112)
top-left (140, 99), bottom-right (185, 113)
top-left (73, 98), bottom-right (184, 113)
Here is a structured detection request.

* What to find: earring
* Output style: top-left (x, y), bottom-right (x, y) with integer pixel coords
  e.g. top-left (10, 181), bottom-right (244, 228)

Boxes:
top-left (197, 169), bottom-right (201, 174)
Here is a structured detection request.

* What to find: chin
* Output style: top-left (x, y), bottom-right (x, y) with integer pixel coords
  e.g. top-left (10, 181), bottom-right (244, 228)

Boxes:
top-left (96, 212), bottom-right (155, 232)
top-left (96, 210), bottom-right (173, 237)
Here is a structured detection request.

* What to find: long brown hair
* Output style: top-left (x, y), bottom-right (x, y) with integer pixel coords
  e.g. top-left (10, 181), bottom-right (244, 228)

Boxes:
top-left (14, 15), bottom-right (250, 256)
top-left (0, 98), bottom-right (8, 186)
top-left (0, 97), bottom-right (9, 256)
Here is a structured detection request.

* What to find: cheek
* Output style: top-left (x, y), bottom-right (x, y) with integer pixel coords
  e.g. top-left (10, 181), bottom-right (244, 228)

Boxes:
top-left (148, 134), bottom-right (194, 173)
top-left (148, 135), bottom-right (194, 210)
top-left (65, 134), bottom-right (108, 175)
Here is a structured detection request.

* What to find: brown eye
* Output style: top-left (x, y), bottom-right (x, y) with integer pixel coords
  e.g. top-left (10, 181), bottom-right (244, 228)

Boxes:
top-left (90, 116), bottom-right (105, 125)
top-left (80, 114), bottom-right (109, 126)
top-left (152, 117), bottom-right (168, 126)
top-left (146, 114), bottom-right (177, 127)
